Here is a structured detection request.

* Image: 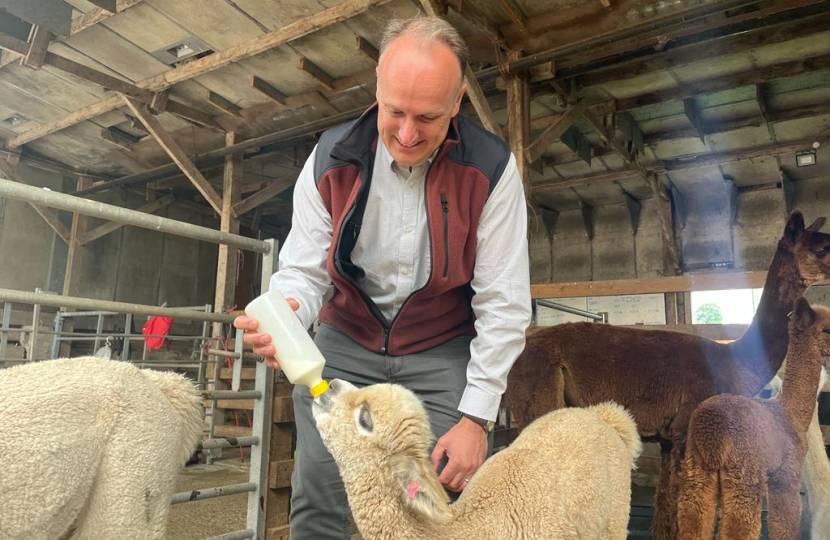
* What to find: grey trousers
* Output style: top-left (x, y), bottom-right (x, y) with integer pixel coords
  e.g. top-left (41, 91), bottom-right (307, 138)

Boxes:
top-left (289, 324), bottom-right (477, 540)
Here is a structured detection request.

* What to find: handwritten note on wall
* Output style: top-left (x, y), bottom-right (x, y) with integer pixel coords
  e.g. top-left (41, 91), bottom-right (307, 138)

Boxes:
top-left (536, 294), bottom-right (666, 326)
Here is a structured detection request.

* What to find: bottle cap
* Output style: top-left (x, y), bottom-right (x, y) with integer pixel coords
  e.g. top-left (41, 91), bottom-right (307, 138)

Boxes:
top-left (310, 380), bottom-right (330, 398)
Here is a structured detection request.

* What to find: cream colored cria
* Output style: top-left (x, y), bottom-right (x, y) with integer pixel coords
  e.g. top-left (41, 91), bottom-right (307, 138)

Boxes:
top-left (0, 357), bottom-right (204, 540)
top-left (313, 380), bottom-right (642, 540)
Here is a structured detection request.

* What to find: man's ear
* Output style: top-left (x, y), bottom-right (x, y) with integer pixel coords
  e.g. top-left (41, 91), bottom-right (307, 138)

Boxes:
top-left (451, 82), bottom-right (467, 117)
top-left (390, 454), bottom-right (451, 522)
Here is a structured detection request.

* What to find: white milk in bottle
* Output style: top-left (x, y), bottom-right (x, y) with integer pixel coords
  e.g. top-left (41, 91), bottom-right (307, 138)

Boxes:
top-left (244, 289), bottom-right (329, 399)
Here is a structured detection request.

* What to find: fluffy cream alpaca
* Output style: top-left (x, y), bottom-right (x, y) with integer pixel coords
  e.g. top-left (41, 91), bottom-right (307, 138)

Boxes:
top-left (0, 357), bottom-right (204, 540)
top-left (313, 379), bottom-right (642, 540)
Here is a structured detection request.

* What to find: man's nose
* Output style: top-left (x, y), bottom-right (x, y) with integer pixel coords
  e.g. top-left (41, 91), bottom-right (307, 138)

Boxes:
top-left (398, 117), bottom-right (417, 145)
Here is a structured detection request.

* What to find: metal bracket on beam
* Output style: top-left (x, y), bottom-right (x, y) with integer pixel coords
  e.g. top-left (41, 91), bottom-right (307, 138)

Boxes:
top-left (780, 168), bottom-right (795, 214)
top-left (683, 98), bottom-right (706, 145)
top-left (724, 174), bottom-right (739, 224)
top-left (579, 199), bottom-right (595, 240)
top-left (561, 125), bottom-right (592, 165)
top-left (621, 189), bottom-right (642, 234)
top-left (669, 182), bottom-right (686, 230)
top-left (541, 206), bottom-right (559, 237)
top-left (615, 112), bottom-right (644, 159)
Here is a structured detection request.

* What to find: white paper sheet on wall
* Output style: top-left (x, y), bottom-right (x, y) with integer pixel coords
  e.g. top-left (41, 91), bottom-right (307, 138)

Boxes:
top-left (536, 293), bottom-right (666, 326)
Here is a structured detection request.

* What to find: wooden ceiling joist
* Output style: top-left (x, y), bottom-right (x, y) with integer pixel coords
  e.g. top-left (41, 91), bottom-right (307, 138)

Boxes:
top-left (21, 25), bottom-right (50, 69)
top-left (232, 177), bottom-right (295, 217)
top-left (251, 76), bottom-right (287, 106)
top-left (445, 0), bottom-right (502, 41)
top-left (355, 36), bottom-right (379, 63)
top-left (123, 97), bottom-right (223, 214)
top-left (208, 92), bottom-right (244, 119)
top-left (299, 56), bottom-right (336, 90)
top-left (5, 0), bottom-right (395, 149)
top-left (524, 100), bottom-right (587, 163)
top-left (76, 195), bottom-right (174, 246)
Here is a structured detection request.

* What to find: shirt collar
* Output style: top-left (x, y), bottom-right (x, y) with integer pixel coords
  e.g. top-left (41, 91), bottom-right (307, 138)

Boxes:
top-left (378, 141), bottom-right (439, 179)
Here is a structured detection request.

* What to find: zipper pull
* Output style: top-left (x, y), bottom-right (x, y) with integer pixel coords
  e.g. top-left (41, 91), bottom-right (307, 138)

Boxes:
top-left (441, 197), bottom-right (448, 213)
top-left (380, 328), bottom-right (389, 355)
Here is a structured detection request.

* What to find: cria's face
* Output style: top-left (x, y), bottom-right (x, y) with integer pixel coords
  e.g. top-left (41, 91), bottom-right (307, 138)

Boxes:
top-left (312, 380), bottom-right (432, 461)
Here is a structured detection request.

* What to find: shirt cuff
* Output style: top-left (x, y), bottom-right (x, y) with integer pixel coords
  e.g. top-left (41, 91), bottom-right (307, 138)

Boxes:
top-left (457, 385), bottom-right (502, 422)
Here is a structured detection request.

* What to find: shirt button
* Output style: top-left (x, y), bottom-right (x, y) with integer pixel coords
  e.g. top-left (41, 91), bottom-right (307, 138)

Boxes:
top-left (402, 268), bottom-right (410, 276)
top-left (404, 226), bottom-right (412, 233)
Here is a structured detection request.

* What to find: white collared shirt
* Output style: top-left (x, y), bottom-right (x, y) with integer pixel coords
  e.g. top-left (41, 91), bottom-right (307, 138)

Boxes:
top-left (272, 139), bottom-right (531, 421)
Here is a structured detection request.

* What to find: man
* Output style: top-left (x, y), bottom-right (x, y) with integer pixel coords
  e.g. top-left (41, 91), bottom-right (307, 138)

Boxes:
top-left (234, 16), bottom-right (531, 539)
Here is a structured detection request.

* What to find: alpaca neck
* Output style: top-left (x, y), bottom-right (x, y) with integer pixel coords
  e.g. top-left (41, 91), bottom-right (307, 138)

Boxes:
top-left (340, 468), bottom-right (448, 540)
top-left (731, 245), bottom-right (805, 393)
top-left (779, 332), bottom-right (823, 434)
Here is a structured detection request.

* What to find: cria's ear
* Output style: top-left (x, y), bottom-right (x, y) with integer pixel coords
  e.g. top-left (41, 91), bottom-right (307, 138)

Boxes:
top-left (785, 212), bottom-right (806, 243)
top-left (793, 297), bottom-right (816, 330)
top-left (390, 454), bottom-right (451, 522)
top-left (807, 217), bottom-right (827, 232)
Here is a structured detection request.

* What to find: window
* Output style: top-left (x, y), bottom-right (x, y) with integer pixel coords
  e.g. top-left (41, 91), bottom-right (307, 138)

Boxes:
top-left (691, 289), bottom-right (763, 325)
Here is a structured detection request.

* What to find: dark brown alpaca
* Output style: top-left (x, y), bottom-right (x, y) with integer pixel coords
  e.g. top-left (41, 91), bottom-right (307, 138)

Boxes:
top-left (505, 212), bottom-right (830, 540)
top-left (677, 298), bottom-right (830, 540)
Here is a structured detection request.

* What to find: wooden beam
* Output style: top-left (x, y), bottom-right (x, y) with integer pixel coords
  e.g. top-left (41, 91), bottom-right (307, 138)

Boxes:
top-left (298, 56), bottom-right (335, 90)
top-left (524, 100), bottom-right (587, 163)
top-left (355, 36), bottom-right (379, 63)
top-left (232, 177), bottom-right (295, 217)
top-left (208, 92), bottom-right (244, 118)
top-left (534, 136), bottom-right (830, 194)
top-left (165, 100), bottom-right (221, 130)
top-left (616, 53), bottom-right (830, 111)
top-left (464, 64), bottom-right (504, 138)
top-left (21, 25), bottom-right (50, 69)
top-left (252, 76), bottom-right (287, 106)
top-left (71, 0), bottom-right (144, 35)
top-left (573, 11), bottom-right (830, 87)
top-left (506, 51), bottom-right (531, 201)
top-left (5, 0), bottom-right (394, 148)
top-left (123, 97), bottom-right (223, 214)
top-left (445, 0), bottom-right (501, 41)
top-left (417, 0), bottom-right (447, 16)
top-left (213, 132), bottom-right (243, 335)
top-left (496, 0), bottom-right (527, 32)
top-left (63, 177), bottom-right (92, 297)
top-left (76, 195), bottom-right (174, 246)
top-left (307, 91), bottom-right (339, 116)
top-left (647, 174), bottom-right (681, 275)
top-left (531, 271), bottom-right (766, 299)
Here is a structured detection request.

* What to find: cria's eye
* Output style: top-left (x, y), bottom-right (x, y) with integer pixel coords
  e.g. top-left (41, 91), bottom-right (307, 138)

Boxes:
top-left (358, 406), bottom-right (373, 432)
top-left (811, 247), bottom-right (829, 258)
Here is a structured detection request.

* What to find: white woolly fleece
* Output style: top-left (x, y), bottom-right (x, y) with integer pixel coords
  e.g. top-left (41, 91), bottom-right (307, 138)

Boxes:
top-left (0, 357), bottom-right (203, 540)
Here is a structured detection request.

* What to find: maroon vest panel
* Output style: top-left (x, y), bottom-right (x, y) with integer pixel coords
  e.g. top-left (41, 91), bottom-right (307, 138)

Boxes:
top-left (313, 105), bottom-right (511, 355)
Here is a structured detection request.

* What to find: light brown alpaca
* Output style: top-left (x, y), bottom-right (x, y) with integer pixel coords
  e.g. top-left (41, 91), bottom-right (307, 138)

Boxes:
top-left (505, 212), bottom-right (830, 540)
top-left (677, 298), bottom-right (830, 540)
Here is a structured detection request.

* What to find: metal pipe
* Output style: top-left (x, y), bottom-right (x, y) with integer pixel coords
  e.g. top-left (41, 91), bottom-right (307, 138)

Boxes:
top-left (475, 0), bottom-right (762, 82)
top-left (0, 289), bottom-right (235, 324)
top-left (536, 299), bottom-right (605, 322)
top-left (201, 390), bottom-right (262, 400)
top-left (206, 350), bottom-right (262, 363)
top-left (199, 530), bottom-right (255, 540)
top-left (171, 482), bottom-right (257, 504)
top-left (197, 436), bottom-right (259, 450)
top-left (0, 179), bottom-right (270, 254)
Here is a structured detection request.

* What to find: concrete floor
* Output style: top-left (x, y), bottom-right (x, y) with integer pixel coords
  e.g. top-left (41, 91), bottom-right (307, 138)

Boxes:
top-left (167, 459), bottom-right (249, 540)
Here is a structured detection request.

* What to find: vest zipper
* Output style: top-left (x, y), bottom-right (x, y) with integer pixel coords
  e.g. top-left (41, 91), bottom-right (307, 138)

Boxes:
top-left (440, 193), bottom-right (449, 278)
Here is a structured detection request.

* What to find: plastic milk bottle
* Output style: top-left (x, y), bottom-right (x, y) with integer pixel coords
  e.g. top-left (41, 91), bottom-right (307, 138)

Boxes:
top-left (244, 289), bottom-right (329, 400)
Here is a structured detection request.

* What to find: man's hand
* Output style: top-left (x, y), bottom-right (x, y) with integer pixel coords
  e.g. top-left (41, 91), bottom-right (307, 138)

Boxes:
top-left (232, 297), bottom-right (300, 370)
top-left (430, 416), bottom-right (488, 492)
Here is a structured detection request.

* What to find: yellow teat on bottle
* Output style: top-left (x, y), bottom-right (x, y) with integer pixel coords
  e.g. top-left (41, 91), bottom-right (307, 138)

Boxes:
top-left (244, 289), bottom-right (329, 398)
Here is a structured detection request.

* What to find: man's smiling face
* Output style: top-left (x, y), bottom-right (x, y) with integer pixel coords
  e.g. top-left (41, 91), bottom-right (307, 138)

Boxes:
top-left (376, 33), bottom-right (466, 168)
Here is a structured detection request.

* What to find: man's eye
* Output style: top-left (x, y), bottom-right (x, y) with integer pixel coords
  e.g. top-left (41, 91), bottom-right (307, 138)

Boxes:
top-left (389, 110), bottom-right (403, 117)
top-left (421, 116), bottom-right (437, 123)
